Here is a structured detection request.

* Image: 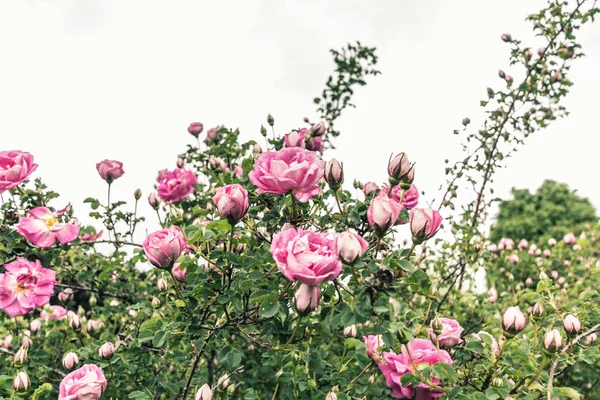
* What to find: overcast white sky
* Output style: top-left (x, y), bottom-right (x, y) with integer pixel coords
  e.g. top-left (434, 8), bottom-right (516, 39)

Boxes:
top-left (1, 0), bottom-right (599, 236)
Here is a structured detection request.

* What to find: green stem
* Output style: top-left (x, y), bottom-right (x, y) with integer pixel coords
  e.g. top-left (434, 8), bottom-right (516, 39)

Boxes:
top-left (270, 383), bottom-right (280, 400)
top-left (229, 223), bottom-right (235, 253)
top-left (398, 188), bottom-right (406, 204)
top-left (291, 194), bottom-right (297, 222)
top-left (169, 270), bottom-right (185, 301)
top-left (156, 209), bottom-right (163, 227)
top-left (108, 359), bottom-right (115, 379)
top-left (405, 243), bottom-right (417, 260)
top-left (334, 190), bottom-right (344, 215)
top-left (285, 318), bottom-right (302, 346)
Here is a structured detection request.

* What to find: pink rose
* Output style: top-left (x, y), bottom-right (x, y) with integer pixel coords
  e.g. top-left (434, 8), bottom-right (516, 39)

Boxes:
top-left (283, 129), bottom-right (307, 148)
top-left (472, 331), bottom-right (499, 354)
top-left (172, 263), bottom-right (187, 283)
top-left (508, 254), bottom-right (519, 264)
top-left (399, 184), bottom-right (419, 210)
top-left (188, 122), bottom-right (204, 137)
top-left (249, 147), bottom-right (325, 202)
top-left (409, 208), bottom-right (442, 243)
top-left (270, 228), bottom-right (342, 285)
top-left (205, 125), bottom-right (223, 144)
top-left (234, 165), bottom-right (244, 178)
top-left (143, 226), bottom-right (188, 269)
top-left (95, 160), bottom-right (124, 184)
top-left (337, 231), bottom-right (369, 265)
top-left (563, 232), bottom-right (576, 245)
top-left (428, 317), bottom-right (464, 348)
top-left (156, 167), bottom-right (198, 203)
top-left (378, 339), bottom-right (452, 399)
top-left (563, 314), bottom-right (581, 335)
top-left (363, 334), bottom-right (384, 362)
top-left (212, 184), bottom-right (249, 223)
top-left (498, 238), bottom-right (515, 251)
top-left (80, 230), bottom-right (103, 242)
top-left (0, 257), bottom-right (56, 318)
top-left (41, 305), bottom-right (67, 321)
top-left (368, 195), bottom-right (403, 234)
top-left (59, 364), bottom-right (107, 400)
top-left (488, 287), bottom-right (498, 303)
top-left (293, 284), bottom-right (321, 315)
top-left (17, 206), bottom-right (80, 248)
top-left (528, 244), bottom-right (537, 255)
top-left (0, 150), bottom-right (38, 194)
top-left (518, 239), bottom-right (528, 250)
top-left (503, 306), bottom-right (526, 333)
top-left (363, 182), bottom-right (379, 196)
top-left (305, 136), bottom-right (323, 152)
top-left (487, 244), bottom-right (498, 252)
top-left (387, 153), bottom-right (412, 182)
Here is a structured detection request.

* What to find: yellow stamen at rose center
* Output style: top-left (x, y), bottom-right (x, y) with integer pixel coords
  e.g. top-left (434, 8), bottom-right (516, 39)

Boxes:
top-left (13, 283), bottom-right (29, 294)
top-left (44, 215), bottom-right (58, 229)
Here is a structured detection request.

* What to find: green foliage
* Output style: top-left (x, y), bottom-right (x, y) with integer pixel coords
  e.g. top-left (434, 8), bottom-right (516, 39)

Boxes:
top-left (490, 180), bottom-right (597, 243)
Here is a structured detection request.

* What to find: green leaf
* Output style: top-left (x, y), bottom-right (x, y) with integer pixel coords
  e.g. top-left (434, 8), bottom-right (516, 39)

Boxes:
top-left (153, 330), bottom-right (168, 348)
top-left (558, 387), bottom-right (582, 399)
top-left (259, 301), bottom-right (279, 318)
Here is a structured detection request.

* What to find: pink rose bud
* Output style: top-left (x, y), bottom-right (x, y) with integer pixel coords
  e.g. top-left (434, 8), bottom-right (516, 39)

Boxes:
top-left (156, 167), bottom-right (198, 203)
top-left (563, 232), bottom-right (576, 245)
top-left (544, 249), bottom-right (552, 258)
top-left (63, 352), bottom-right (80, 370)
top-left (487, 288), bottom-right (498, 303)
top-left (368, 196), bottom-right (403, 235)
top-left (501, 33), bottom-right (512, 42)
top-left (563, 314), bottom-right (581, 336)
top-left (212, 184), bottom-right (249, 224)
top-left (409, 208), bottom-right (443, 244)
top-left (3, 335), bottom-right (13, 348)
top-left (133, 188), bottom-right (142, 200)
top-left (143, 226), bottom-right (187, 269)
top-left (573, 244), bottom-right (581, 251)
top-left (156, 276), bottom-right (169, 292)
top-left (528, 244), bottom-right (537, 255)
top-left (30, 319), bottom-right (42, 333)
top-left (428, 317), bottom-right (464, 348)
top-left (148, 193), bottom-right (161, 210)
top-left (363, 335), bottom-right (384, 362)
top-left (508, 254), bottom-right (519, 264)
top-left (267, 114), bottom-right (274, 126)
top-left (21, 336), bottom-right (32, 349)
top-left (260, 125), bottom-right (267, 136)
top-left (59, 364), bottom-right (107, 400)
top-left (548, 238), bottom-right (557, 246)
top-left (311, 122), bottom-right (326, 136)
top-left (293, 284), bottom-right (321, 315)
top-left (249, 147), bottom-right (325, 203)
top-left (283, 129), bottom-right (307, 148)
top-left (67, 311), bottom-right (82, 330)
top-left (188, 122), bottom-right (204, 137)
top-left (337, 231), bottom-right (369, 265)
top-left (151, 297), bottom-right (161, 308)
top-left (498, 70), bottom-right (506, 79)
top-left (172, 264), bottom-right (187, 282)
top-left (13, 371), bottom-right (30, 392)
top-left (551, 270), bottom-right (558, 279)
top-left (344, 324), bottom-right (357, 338)
top-left (128, 309), bottom-right (138, 318)
top-left (324, 159), bottom-right (344, 190)
top-left (17, 207), bottom-right (80, 248)
top-left (98, 342), bottom-right (116, 360)
top-left (525, 277), bottom-right (533, 287)
top-left (518, 239), bottom-right (528, 250)
top-left (325, 392), bottom-right (338, 400)
top-left (488, 244), bottom-right (498, 252)
top-left (532, 302), bottom-right (544, 318)
top-left (176, 156), bottom-right (185, 169)
top-left (305, 136), bottom-right (323, 152)
top-left (387, 153), bottom-right (412, 183)
top-left (205, 125), bottom-right (223, 144)
top-left (503, 306), bottom-right (526, 333)
top-left (95, 160), bottom-right (124, 184)
top-left (0, 151), bottom-right (38, 194)
top-left (13, 346), bottom-right (28, 364)
top-left (195, 384), bottom-right (213, 400)
top-left (363, 182), bottom-right (379, 196)
top-left (58, 288), bottom-right (74, 303)
top-left (544, 329), bottom-right (563, 352)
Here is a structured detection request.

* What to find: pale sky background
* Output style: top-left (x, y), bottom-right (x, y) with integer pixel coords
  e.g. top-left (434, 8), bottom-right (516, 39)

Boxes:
top-left (1, 0), bottom-right (600, 239)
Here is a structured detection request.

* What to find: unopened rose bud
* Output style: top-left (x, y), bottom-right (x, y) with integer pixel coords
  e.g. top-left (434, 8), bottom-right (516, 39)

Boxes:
top-left (13, 347), bottom-right (28, 365)
top-left (503, 306), bottom-right (526, 334)
top-left (13, 371), bottom-right (30, 392)
top-left (532, 302), bottom-right (544, 319)
top-left (58, 288), bottom-right (74, 303)
top-left (498, 70), bottom-right (506, 79)
top-left (99, 342), bottom-right (116, 360)
top-left (267, 114), bottom-right (274, 126)
top-left (21, 336), bottom-right (32, 349)
top-left (156, 276), bottom-right (169, 292)
top-left (293, 284), bottom-right (321, 315)
top-left (548, 238), bottom-right (557, 246)
top-left (563, 314), bottom-right (581, 336)
top-left (253, 144), bottom-right (262, 154)
top-left (501, 33), bottom-right (512, 42)
top-left (260, 125), bottom-right (267, 137)
top-left (176, 156), bottom-right (185, 168)
top-left (525, 277), bottom-right (533, 287)
top-left (544, 329), bottom-right (563, 352)
top-left (487, 87), bottom-right (495, 98)
top-left (311, 122), bottom-right (326, 136)
top-left (195, 383), bottom-right (213, 400)
top-left (337, 231), bottom-right (368, 265)
top-left (492, 377), bottom-right (503, 387)
top-left (134, 188), bottom-right (142, 200)
top-left (148, 193), bottom-right (161, 210)
top-left (431, 316), bottom-right (444, 335)
top-left (344, 325), bottom-right (357, 338)
top-left (89, 294), bottom-right (97, 306)
top-left (62, 352), bottom-right (79, 370)
top-left (29, 319), bottom-right (41, 333)
top-left (151, 296), bottom-right (161, 308)
top-left (387, 152), bottom-right (412, 184)
top-left (505, 75), bottom-right (513, 85)
top-left (524, 49), bottom-right (532, 60)
top-left (128, 309), bottom-right (138, 318)
top-left (324, 159), bottom-right (344, 190)
top-left (585, 332), bottom-right (597, 345)
top-left (325, 392), bottom-right (338, 400)
top-left (368, 375), bottom-right (375, 384)
top-left (67, 311), bottom-right (81, 330)
top-left (188, 122), bottom-right (204, 138)
top-left (218, 373), bottom-right (230, 389)
top-left (551, 270), bottom-right (558, 280)
top-left (462, 117), bottom-right (470, 126)
top-left (363, 182), bottom-right (379, 196)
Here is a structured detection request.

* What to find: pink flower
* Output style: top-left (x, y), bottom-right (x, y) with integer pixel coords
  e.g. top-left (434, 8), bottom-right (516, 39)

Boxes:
top-left (518, 239), bottom-right (528, 250)
top-left (80, 230), bottom-right (103, 242)
top-left (249, 147), bottom-right (325, 202)
top-left (234, 165), bottom-right (244, 178)
top-left (188, 122), bottom-right (204, 137)
top-left (378, 339), bottom-right (452, 399)
top-left (305, 136), bottom-right (323, 152)
top-left (487, 244), bottom-right (498, 252)
top-left (472, 331), bottom-right (499, 354)
top-left (563, 314), bottom-right (581, 335)
top-left (544, 329), bottom-right (563, 352)
top-left (270, 228), bottom-right (342, 285)
top-left (205, 125), bottom-right (223, 144)
top-left (528, 244), bottom-right (538, 255)
top-left (387, 153), bottom-right (412, 182)
top-left (398, 184), bottom-right (419, 210)
top-left (409, 208), bottom-right (443, 243)
top-left (143, 226), bottom-right (188, 269)
top-left (59, 364), bottom-right (107, 400)
top-left (0, 258), bottom-right (56, 318)
top-left (363, 182), bottom-right (379, 196)
top-left (503, 306), bottom-right (526, 333)
top-left (428, 318), bottom-right (464, 348)
top-left (0, 151), bottom-right (38, 194)
top-left (363, 335), bottom-right (384, 362)
top-left (293, 284), bottom-right (321, 314)
top-left (172, 264), bottom-right (187, 282)
top-left (41, 305), bottom-right (67, 321)
top-left (488, 287), bottom-right (498, 303)
top-left (98, 342), bottom-right (116, 359)
top-left (17, 206), bottom-right (80, 248)
top-left (212, 184), bottom-right (249, 223)
top-left (563, 232), bottom-right (576, 245)
top-left (498, 238), bottom-right (514, 251)
top-left (337, 231), bottom-right (369, 265)
top-left (284, 129), bottom-right (307, 148)
top-left (508, 254), bottom-right (519, 264)
top-left (544, 249), bottom-right (552, 258)
top-left (548, 238), bottom-right (557, 247)
top-left (368, 195), bottom-right (403, 234)
top-left (156, 167), bottom-right (198, 203)
top-left (95, 160), bottom-right (124, 184)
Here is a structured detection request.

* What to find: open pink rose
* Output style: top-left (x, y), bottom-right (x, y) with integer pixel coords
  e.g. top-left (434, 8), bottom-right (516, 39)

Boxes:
top-left (95, 160), bottom-right (124, 184)
top-left (383, 184), bottom-right (419, 210)
top-left (249, 147), bottom-right (325, 202)
top-left (0, 150), bottom-right (38, 194)
top-left (270, 228), bottom-right (342, 285)
top-left (0, 257), bottom-right (56, 318)
top-left (59, 364), bottom-right (108, 400)
top-left (409, 208), bottom-right (442, 243)
top-left (363, 334), bottom-right (384, 362)
top-left (156, 167), bottom-right (198, 203)
top-left (17, 206), bottom-right (80, 248)
top-left (80, 230), bottom-right (103, 242)
top-left (143, 227), bottom-right (188, 269)
top-left (428, 317), bottom-right (464, 348)
top-left (41, 305), bottom-right (67, 321)
top-left (378, 339), bottom-right (452, 399)
top-left (283, 129), bottom-right (307, 148)
top-left (212, 184), bottom-right (249, 223)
